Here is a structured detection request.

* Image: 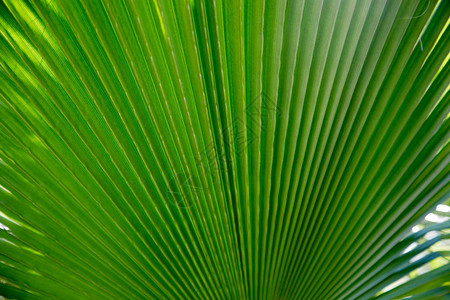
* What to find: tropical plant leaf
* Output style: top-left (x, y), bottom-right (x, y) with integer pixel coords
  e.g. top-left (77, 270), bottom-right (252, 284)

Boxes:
top-left (0, 0), bottom-right (449, 299)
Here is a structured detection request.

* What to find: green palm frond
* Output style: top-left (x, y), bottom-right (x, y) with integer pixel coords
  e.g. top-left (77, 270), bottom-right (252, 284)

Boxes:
top-left (0, 0), bottom-right (449, 299)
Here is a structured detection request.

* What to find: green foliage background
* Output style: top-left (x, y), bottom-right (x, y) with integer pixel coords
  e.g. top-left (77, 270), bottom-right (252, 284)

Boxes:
top-left (0, 0), bottom-right (449, 299)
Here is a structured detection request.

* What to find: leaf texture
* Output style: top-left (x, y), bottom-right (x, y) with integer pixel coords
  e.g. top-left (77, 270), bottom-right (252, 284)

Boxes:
top-left (0, 0), bottom-right (449, 299)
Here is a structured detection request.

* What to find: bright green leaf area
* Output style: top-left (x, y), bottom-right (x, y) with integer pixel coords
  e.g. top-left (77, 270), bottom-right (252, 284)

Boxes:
top-left (0, 0), bottom-right (449, 299)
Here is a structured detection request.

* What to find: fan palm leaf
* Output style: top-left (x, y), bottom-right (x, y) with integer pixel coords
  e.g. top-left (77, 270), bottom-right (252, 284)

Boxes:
top-left (0, 0), bottom-right (449, 299)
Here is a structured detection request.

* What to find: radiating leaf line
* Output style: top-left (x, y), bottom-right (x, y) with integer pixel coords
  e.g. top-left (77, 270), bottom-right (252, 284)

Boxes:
top-left (1, 0), bottom-right (448, 299)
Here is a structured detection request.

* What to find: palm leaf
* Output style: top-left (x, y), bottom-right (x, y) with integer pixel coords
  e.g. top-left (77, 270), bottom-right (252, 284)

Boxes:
top-left (0, 0), bottom-right (449, 299)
